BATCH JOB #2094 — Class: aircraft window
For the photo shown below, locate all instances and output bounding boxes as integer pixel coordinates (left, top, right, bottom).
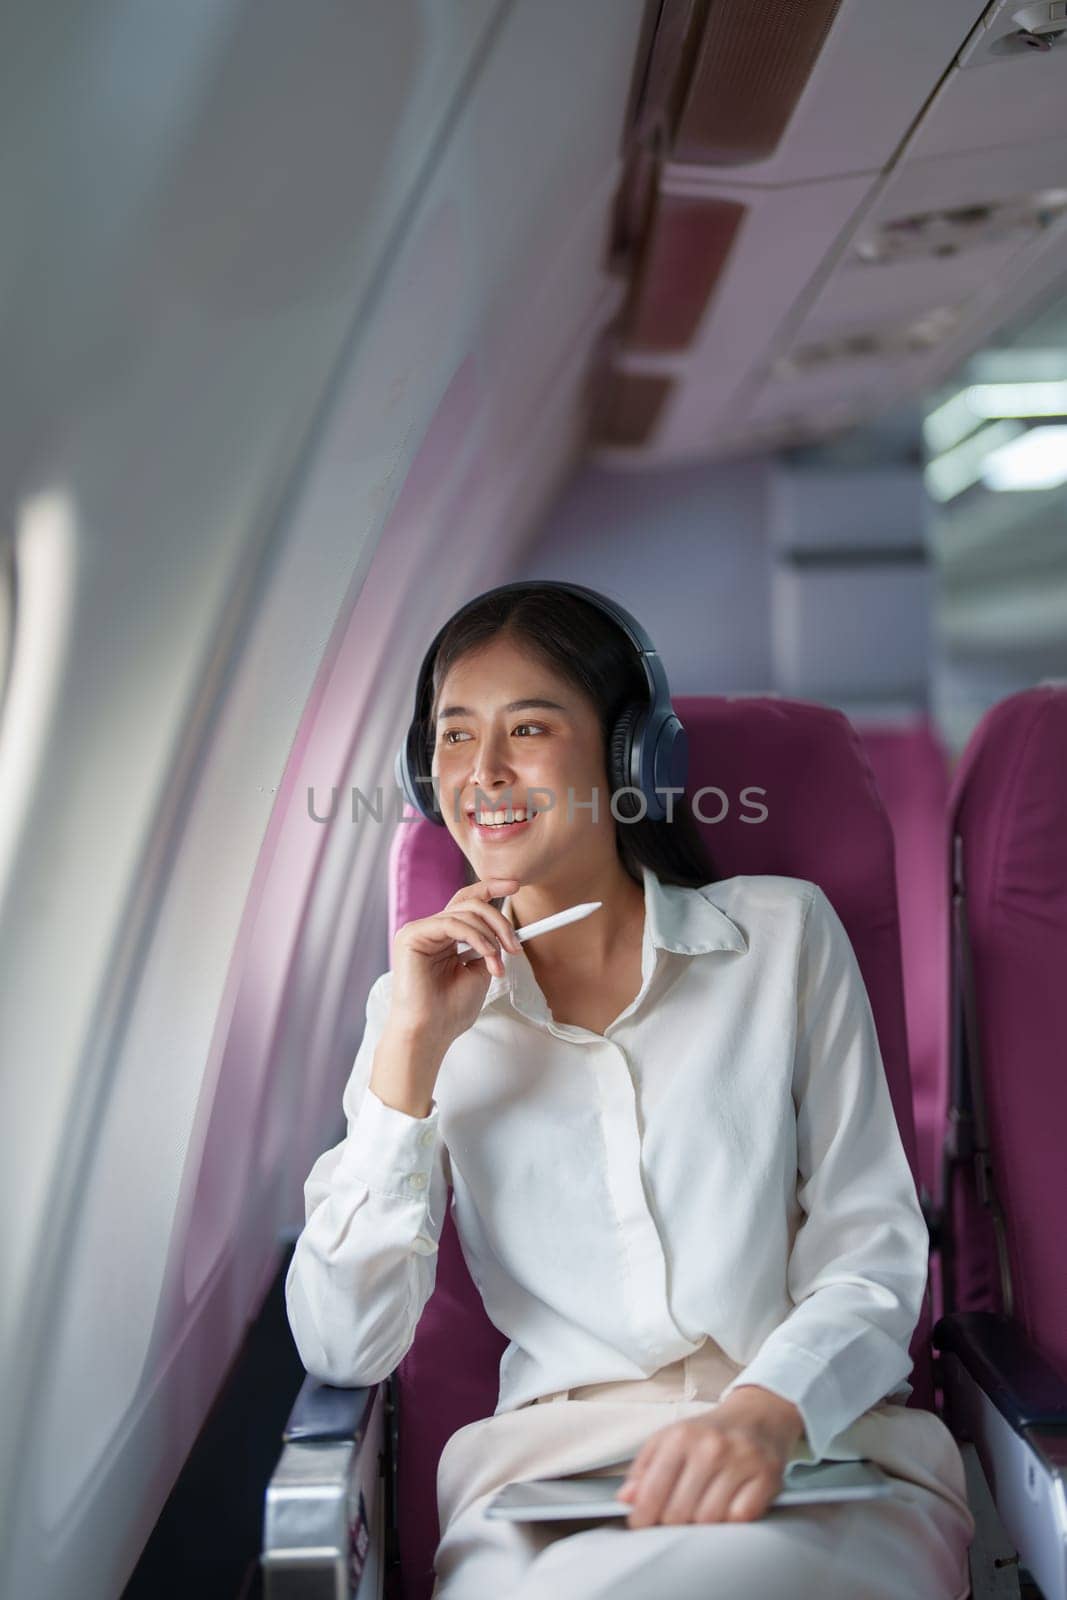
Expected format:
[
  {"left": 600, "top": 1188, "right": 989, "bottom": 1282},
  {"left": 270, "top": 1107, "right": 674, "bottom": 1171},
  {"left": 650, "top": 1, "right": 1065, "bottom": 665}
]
[
  {"left": 0, "top": 494, "right": 78, "bottom": 919},
  {"left": 0, "top": 535, "right": 13, "bottom": 735}
]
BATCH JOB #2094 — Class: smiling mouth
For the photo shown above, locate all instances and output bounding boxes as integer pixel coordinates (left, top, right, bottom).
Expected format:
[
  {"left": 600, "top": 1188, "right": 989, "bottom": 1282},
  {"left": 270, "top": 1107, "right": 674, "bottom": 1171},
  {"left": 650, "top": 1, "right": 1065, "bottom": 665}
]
[{"left": 466, "top": 811, "right": 539, "bottom": 835}]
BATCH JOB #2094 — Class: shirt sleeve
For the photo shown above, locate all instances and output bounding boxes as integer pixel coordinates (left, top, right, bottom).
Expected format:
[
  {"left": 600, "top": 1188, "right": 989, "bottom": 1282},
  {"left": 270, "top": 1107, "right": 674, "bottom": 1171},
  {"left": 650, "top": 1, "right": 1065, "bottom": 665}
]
[
  {"left": 284, "top": 970, "right": 451, "bottom": 1387},
  {"left": 716, "top": 883, "right": 930, "bottom": 1463}
]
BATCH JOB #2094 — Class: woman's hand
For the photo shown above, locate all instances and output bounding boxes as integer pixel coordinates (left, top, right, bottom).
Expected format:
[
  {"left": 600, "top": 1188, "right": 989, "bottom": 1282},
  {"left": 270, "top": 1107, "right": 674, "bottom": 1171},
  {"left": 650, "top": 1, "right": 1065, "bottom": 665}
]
[
  {"left": 617, "top": 1389, "right": 804, "bottom": 1529},
  {"left": 388, "top": 876, "right": 523, "bottom": 1053}
]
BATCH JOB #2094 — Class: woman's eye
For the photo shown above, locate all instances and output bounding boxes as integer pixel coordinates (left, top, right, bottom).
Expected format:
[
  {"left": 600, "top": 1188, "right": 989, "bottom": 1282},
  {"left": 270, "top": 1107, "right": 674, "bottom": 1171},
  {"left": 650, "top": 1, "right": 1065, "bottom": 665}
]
[{"left": 442, "top": 724, "right": 544, "bottom": 746}]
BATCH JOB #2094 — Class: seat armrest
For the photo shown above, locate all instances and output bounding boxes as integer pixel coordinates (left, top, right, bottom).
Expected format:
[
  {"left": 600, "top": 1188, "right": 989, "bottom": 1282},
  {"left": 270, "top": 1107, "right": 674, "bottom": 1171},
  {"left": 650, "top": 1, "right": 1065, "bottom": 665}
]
[
  {"left": 283, "top": 1372, "right": 379, "bottom": 1443},
  {"left": 933, "top": 1311, "right": 1067, "bottom": 1430},
  {"left": 264, "top": 1379, "right": 389, "bottom": 1598}
]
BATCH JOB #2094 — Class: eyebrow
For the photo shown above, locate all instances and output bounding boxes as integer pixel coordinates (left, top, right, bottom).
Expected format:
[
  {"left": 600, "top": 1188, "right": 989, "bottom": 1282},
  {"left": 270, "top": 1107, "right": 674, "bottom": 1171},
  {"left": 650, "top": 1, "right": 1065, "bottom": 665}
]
[{"left": 435, "top": 697, "right": 570, "bottom": 723}]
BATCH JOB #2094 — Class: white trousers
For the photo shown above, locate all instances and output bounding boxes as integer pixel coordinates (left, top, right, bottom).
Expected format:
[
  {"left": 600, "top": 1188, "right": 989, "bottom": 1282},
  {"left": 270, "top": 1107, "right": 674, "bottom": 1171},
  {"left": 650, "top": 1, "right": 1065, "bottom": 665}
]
[{"left": 431, "top": 1337, "right": 976, "bottom": 1600}]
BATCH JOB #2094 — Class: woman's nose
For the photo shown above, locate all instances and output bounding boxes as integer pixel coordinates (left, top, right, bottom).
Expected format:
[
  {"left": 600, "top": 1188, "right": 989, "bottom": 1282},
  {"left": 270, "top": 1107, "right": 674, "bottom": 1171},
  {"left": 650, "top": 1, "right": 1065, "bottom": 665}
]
[
  {"left": 472, "top": 771, "right": 516, "bottom": 796},
  {"left": 471, "top": 743, "right": 517, "bottom": 788},
  {"left": 470, "top": 768, "right": 519, "bottom": 811}
]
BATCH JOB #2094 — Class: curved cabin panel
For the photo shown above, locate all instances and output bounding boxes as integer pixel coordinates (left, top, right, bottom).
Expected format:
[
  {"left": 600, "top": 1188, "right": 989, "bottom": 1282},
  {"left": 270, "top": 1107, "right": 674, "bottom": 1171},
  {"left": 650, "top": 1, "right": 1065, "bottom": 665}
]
[{"left": 1, "top": 1, "right": 1066, "bottom": 1596}]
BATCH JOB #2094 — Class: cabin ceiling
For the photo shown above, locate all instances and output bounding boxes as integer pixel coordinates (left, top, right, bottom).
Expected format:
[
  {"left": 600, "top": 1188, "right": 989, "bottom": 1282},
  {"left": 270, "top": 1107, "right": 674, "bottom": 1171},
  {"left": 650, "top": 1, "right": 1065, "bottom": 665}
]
[{"left": 590, "top": 0, "right": 1067, "bottom": 465}]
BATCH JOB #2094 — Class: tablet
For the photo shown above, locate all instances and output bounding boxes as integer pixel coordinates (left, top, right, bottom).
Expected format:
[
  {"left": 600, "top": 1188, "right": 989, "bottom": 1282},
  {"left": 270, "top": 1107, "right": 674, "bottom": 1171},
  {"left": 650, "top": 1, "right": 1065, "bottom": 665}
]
[{"left": 485, "top": 1458, "right": 895, "bottom": 1521}]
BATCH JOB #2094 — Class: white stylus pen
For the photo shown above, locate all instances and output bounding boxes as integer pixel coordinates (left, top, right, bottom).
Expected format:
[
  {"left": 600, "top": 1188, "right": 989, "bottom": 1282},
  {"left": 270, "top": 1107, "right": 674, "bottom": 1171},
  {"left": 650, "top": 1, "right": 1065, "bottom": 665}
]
[{"left": 456, "top": 900, "right": 602, "bottom": 961}]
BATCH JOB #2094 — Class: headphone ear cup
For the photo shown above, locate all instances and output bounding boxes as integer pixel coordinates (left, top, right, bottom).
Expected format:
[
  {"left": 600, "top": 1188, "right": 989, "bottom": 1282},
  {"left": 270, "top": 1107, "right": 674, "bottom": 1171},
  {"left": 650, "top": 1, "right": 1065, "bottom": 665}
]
[
  {"left": 395, "top": 726, "right": 443, "bottom": 824},
  {"left": 609, "top": 704, "right": 645, "bottom": 822},
  {"left": 420, "top": 724, "right": 443, "bottom": 823},
  {"left": 649, "top": 713, "right": 687, "bottom": 825}
]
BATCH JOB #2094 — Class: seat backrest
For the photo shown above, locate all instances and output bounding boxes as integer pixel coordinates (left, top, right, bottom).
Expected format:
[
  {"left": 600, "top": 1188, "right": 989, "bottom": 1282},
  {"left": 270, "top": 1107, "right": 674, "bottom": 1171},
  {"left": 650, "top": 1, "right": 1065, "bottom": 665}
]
[
  {"left": 387, "top": 693, "right": 934, "bottom": 1600},
  {"left": 943, "top": 685, "right": 1067, "bottom": 1385},
  {"left": 858, "top": 721, "right": 952, "bottom": 1214}
]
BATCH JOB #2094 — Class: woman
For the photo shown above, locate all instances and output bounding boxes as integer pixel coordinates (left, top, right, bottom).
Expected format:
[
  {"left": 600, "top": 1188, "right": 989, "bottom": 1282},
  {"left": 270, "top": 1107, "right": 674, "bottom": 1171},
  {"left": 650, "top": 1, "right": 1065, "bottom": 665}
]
[{"left": 286, "top": 584, "right": 976, "bottom": 1600}]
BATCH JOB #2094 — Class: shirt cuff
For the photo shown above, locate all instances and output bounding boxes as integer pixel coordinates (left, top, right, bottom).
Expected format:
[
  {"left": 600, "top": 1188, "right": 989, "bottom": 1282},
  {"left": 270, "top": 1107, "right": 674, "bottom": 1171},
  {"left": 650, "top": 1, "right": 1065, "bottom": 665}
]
[
  {"left": 717, "top": 1339, "right": 842, "bottom": 1464},
  {"left": 334, "top": 1085, "right": 441, "bottom": 1200}
]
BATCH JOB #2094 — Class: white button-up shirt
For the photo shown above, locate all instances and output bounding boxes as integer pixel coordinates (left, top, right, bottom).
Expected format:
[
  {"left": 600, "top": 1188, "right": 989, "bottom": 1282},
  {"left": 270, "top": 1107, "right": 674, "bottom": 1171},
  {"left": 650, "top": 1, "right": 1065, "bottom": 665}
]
[{"left": 285, "top": 866, "right": 927, "bottom": 1462}]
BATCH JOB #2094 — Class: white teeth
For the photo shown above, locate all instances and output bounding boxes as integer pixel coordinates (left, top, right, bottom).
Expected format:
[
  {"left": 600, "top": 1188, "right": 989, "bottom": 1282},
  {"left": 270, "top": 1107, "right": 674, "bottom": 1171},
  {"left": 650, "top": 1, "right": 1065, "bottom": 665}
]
[{"left": 473, "top": 809, "right": 529, "bottom": 825}]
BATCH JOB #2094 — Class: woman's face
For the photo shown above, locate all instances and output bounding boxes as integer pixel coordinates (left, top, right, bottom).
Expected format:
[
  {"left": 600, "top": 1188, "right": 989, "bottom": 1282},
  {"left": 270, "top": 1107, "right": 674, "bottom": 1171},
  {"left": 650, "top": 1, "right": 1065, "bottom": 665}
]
[{"left": 431, "top": 634, "right": 617, "bottom": 887}]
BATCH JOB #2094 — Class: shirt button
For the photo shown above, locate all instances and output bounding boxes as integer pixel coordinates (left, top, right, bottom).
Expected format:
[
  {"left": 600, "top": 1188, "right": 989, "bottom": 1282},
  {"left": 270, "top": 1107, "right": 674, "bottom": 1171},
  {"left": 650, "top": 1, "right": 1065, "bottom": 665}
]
[
  {"left": 419, "top": 1128, "right": 435, "bottom": 1146},
  {"left": 408, "top": 1172, "right": 428, "bottom": 1189}
]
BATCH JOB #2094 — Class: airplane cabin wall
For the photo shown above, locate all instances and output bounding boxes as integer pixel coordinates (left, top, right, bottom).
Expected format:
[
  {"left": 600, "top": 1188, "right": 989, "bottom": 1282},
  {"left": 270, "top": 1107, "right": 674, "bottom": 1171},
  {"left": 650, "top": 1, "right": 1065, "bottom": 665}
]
[
  {"left": 513, "top": 457, "right": 775, "bottom": 693},
  {"left": 513, "top": 453, "right": 934, "bottom": 722},
  {"left": 0, "top": 3, "right": 650, "bottom": 1597}
]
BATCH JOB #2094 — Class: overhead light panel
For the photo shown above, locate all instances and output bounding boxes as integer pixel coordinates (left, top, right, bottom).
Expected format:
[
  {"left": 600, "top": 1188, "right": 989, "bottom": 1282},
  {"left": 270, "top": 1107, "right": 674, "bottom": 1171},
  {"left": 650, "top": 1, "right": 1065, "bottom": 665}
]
[
  {"left": 923, "top": 389, "right": 987, "bottom": 455},
  {"left": 963, "top": 380, "right": 1067, "bottom": 417},
  {"left": 923, "top": 419, "right": 1026, "bottom": 501},
  {"left": 960, "top": 0, "right": 1067, "bottom": 64},
  {"left": 854, "top": 189, "right": 1067, "bottom": 263},
  {"left": 980, "top": 424, "right": 1067, "bottom": 490},
  {"left": 775, "top": 307, "right": 960, "bottom": 378},
  {"left": 923, "top": 378, "right": 1067, "bottom": 452}
]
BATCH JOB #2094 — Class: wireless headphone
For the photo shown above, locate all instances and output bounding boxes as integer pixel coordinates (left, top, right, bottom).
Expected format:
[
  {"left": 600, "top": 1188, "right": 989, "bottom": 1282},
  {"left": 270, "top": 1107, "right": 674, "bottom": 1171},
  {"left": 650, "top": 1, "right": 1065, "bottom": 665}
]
[{"left": 394, "top": 580, "right": 688, "bottom": 826}]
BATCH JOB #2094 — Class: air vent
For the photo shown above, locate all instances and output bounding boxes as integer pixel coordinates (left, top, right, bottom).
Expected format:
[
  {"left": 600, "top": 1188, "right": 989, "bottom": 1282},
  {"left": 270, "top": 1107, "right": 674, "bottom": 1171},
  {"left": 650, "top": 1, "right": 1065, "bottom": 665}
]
[
  {"left": 672, "top": 0, "right": 845, "bottom": 165},
  {"left": 592, "top": 371, "right": 675, "bottom": 446},
  {"left": 773, "top": 307, "right": 962, "bottom": 377},
  {"left": 619, "top": 194, "right": 746, "bottom": 350},
  {"left": 854, "top": 189, "right": 1067, "bottom": 263}
]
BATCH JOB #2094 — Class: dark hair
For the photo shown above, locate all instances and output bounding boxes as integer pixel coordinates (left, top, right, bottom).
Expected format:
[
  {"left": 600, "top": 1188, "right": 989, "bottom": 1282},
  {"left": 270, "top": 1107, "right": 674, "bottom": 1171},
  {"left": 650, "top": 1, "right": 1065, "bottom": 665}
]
[{"left": 426, "top": 585, "right": 720, "bottom": 892}]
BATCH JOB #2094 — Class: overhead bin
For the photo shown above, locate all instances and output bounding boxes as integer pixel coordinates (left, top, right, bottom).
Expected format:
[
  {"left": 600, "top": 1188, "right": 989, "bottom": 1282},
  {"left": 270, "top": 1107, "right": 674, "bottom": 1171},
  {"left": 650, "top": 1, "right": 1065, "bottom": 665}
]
[{"left": 590, "top": 0, "right": 1067, "bottom": 463}]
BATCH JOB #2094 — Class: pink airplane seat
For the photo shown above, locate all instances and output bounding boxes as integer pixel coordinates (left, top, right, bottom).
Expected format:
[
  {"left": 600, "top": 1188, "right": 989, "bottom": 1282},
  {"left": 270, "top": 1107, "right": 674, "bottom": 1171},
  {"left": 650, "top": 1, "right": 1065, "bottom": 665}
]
[
  {"left": 858, "top": 719, "right": 953, "bottom": 1322},
  {"left": 389, "top": 694, "right": 934, "bottom": 1600},
  {"left": 933, "top": 684, "right": 1067, "bottom": 1600},
  {"left": 266, "top": 694, "right": 950, "bottom": 1600}
]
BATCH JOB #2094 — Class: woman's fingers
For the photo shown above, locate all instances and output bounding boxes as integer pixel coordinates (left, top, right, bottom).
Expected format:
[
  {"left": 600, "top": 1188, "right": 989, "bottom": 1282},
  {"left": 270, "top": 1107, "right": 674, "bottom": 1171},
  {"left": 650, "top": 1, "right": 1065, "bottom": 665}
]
[
  {"left": 446, "top": 895, "right": 522, "bottom": 957},
  {"left": 444, "top": 912, "right": 511, "bottom": 974},
  {"left": 624, "top": 1434, "right": 687, "bottom": 1528},
  {"left": 451, "top": 877, "right": 519, "bottom": 904},
  {"left": 687, "top": 1456, "right": 758, "bottom": 1525},
  {"left": 722, "top": 1475, "right": 775, "bottom": 1523},
  {"left": 460, "top": 902, "right": 521, "bottom": 954},
  {"left": 660, "top": 1436, "right": 739, "bottom": 1525},
  {"left": 425, "top": 912, "right": 503, "bottom": 969},
  {"left": 450, "top": 882, "right": 523, "bottom": 952},
  {"left": 624, "top": 1423, "right": 780, "bottom": 1528}
]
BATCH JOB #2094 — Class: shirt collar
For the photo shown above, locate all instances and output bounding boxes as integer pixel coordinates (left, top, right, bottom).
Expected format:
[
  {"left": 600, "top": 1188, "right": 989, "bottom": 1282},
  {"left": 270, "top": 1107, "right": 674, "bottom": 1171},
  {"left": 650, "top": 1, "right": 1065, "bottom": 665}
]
[{"left": 482, "top": 862, "right": 748, "bottom": 1017}]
